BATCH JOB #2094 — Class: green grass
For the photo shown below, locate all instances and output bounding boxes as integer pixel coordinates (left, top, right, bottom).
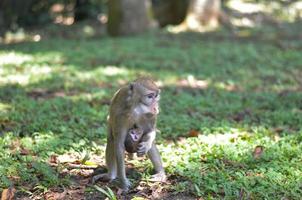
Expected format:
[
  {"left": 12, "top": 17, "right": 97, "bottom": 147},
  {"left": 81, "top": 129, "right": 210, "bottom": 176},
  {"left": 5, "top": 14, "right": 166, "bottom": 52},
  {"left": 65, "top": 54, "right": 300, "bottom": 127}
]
[{"left": 0, "top": 28, "right": 301, "bottom": 199}]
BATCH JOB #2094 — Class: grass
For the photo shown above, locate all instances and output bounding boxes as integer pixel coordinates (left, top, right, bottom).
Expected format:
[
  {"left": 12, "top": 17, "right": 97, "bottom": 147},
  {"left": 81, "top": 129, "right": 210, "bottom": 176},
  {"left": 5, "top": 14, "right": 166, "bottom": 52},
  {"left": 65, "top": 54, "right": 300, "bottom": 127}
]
[{"left": 0, "top": 25, "right": 302, "bottom": 199}]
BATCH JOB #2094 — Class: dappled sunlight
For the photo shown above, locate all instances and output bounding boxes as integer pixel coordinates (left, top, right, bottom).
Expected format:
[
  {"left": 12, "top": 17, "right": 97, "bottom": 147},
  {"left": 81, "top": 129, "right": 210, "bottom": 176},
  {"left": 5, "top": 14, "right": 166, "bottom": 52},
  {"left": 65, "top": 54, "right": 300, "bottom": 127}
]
[
  {"left": 0, "top": 102, "right": 12, "bottom": 113},
  {"left": 167, "top": 24, "right": 219, "bottom": 34},
  {"left": 231, "top": 17, "right": 256, "bottom": 28},
  {"left": 0, "top": 31, "right": 42, "bottom": 44},
  {"left": 0, "top": 51, "right": 67, "bottom": 86},
  {"left": 30, "top": 65, "right": 52, "bottom": 75},
  {"left": 68, "top": 90, "right": 109, "bottom": 103},
  {"left": 159, "top": 75, "right": 240, "bottom": 92},
  {"left": 0, "top": 51, "right": 64, "bottom": 67},
  {"left": 0, "top": 51, "right": 65, "bottom": 68},
  {"left": 176, "top": 75, "right": 209, "bottom": 89},
  {"left": 228, "top": 0, "right": 265, "bottom": 14},
  {"left": 21, "top": 130, "right": 106, "bottom": 157},
  {"left": 64, "top": 65, "right": 133, "bottom": 85},
  {"left": 159, "top": 67, "right": 301, "bottom": 93},
  {"left": 290, "top": 2, "right": 302, "bottom": 18},
  {"left": 228, "top": 0, "right": 302, "bottom": 22},
  {"left": 214, "top": 81, "right": 240, "bottom": 92},
  {"left": 0, "top": 65, "right": 53, "bottom": 86},
  {"left": 0, "top": 74, "right": 31, "bottom": 85},
  {"left": 102, "top": 66, "right": 129, "bottom": 76},
  {"left": 159, "top": 126, "right": 302, "bottom": 198},
  {"left": 157, "top": 74, "right": 209, "bottom": 89},
  {"left": 0, "top": 52, "right": 33, "bottom": 65},
  {"left": 198, "top": 129, "right": 248, "bottom": 145},
  {"left": 0, "top": 22, "right": 301, "bottom": 198}
]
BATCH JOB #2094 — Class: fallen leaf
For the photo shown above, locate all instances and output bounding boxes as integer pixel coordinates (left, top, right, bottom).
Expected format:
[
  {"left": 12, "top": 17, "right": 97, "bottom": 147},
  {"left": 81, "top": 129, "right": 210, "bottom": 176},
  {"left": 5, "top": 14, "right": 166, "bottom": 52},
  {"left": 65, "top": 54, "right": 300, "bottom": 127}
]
[
  {"left": 83, "top": 161, "right": 98, "bottom": 167},
  {"left": 8, "top": 176, "right": 20, "bottom": 182},
  {"left": 273, "top": 127, "right": 285, "bottom": 134},
  {"left": 44, "top": 188, "right": 67, "bottom": 200},
  {"left": 9, "top": 139, "right": 21, "bottom": 151},
  {"left": 188, "top": 130, "right": 200, "bottom": 137},
  {"left": 49, "top": 155, "right": 58, "bottom": 164},
  {"left": 1, "top": 187, "right": 16, "bottom": 200},
  {"left": 200, "top": 154, "right": 207, "bottom": 162},
  {"left": 20, "top": 146, "right": 31, "bottom": 155},
  {"left": 151, "top": 185, "right": 164, "bottom": 199},
  {"left": 253, "top": 145, "right": 264, "bottom": 159}
]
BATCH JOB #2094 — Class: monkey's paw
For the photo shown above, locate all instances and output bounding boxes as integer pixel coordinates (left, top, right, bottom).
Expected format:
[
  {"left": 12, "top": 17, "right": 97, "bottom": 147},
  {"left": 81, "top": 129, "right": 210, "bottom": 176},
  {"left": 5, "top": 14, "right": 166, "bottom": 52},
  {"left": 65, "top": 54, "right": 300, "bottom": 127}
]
[
  {"left": 137, "top": 141, "right": 152, "bottom": 157},
  {"left": 91, "top": 173, "right": 113, "bottom": 184},
  {"left": 112, "top": 178, "right": 132, "bottom": 192},
  {"left": 149, "top": 171, "right": 167, "bottom": 182}
]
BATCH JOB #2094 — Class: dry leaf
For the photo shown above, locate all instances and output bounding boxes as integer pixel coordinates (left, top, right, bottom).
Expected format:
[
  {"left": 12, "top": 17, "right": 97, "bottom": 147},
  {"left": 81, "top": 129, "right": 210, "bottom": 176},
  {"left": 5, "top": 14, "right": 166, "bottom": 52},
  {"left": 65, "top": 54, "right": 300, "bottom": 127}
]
[
  {"left": 151, "top": 185, "right": 164, "bottom": 199},
  {"left": 49, "top": 155, "right": 58, "bottom": 164},
  {"left": 44, "top": 189, "right": 67, "bottom": 200},
  {"left": 1, "top": 187, "right": 16, "bottom": 200},
  {"left": 188, "top": 130, "right": 200, "bottom": 137},
  {"left": 273, "top": 127, "right": 285, "bottom": 134},
  {"left": 253, "top": 145, "right": 264, "bottom": 159},
  {"left": 20, "top": 146, "right": 31, "bottom": 155}
]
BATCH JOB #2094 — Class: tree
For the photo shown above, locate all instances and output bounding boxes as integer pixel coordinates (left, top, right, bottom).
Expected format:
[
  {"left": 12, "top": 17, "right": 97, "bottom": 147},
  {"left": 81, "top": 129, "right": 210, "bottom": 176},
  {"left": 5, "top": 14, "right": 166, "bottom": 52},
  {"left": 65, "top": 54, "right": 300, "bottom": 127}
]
[
  {"left": 184, "top": 0, "right": 222, "bottom": 31},
  {"left": 152, "top": 0, "right": 189, "bottom": 27},
  {"left": 74, "top": 0, "right": 91, "bottom": 22},
  {"left": 107, "top": 0, "right": 153, "bottom": 36}
]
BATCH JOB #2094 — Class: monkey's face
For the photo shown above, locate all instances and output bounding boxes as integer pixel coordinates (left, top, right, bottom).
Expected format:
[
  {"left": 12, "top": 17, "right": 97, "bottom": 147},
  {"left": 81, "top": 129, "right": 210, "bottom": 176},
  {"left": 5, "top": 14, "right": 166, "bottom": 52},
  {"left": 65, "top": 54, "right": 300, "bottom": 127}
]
[
  {"left": 140, "top": 89, "right": 160, "bottom": 115},
  {"left": 130, "top": 78, "right": 160, "bottom": 115}
]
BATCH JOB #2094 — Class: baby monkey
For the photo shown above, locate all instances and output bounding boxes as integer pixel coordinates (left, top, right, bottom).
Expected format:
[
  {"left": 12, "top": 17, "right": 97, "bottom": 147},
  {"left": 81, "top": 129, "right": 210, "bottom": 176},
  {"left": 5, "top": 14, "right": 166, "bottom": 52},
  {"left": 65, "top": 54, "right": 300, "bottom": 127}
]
[
  {"left": 124, "top": 126, "right": 154, "bottom": 156},
  {"left": 125, "top": 127, "right": 144, "bottom": 154}
]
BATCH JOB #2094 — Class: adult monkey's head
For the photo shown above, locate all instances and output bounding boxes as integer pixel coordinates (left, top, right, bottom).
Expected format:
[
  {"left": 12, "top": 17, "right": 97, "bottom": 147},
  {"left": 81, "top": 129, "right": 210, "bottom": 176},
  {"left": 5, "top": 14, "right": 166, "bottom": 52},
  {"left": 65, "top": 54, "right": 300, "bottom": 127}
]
[{"left": 129, "top": 77, "right": 160, "bottom": 115}]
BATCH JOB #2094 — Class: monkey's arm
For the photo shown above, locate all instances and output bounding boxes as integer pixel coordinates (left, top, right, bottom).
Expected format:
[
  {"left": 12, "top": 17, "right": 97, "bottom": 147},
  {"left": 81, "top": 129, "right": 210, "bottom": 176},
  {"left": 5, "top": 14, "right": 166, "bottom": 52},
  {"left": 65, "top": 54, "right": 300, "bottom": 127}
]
[{"left": 137, "top": 130, "right": 156, "bottom": 157}]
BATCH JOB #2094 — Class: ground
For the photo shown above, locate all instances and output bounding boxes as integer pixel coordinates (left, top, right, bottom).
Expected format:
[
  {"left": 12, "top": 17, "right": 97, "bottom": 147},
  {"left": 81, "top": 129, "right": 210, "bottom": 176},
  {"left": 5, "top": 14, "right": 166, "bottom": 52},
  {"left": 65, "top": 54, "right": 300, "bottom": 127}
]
[{"left": 0, "top": 5, "right": 302, "bottom": 199}]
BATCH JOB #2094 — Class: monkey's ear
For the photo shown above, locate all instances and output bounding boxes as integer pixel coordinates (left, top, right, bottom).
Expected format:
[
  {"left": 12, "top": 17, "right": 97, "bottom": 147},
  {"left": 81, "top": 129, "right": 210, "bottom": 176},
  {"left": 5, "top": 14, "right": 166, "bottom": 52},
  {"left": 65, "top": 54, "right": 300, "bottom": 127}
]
[{"left": 128, "top": 83, "right": 135, "bottom": 99}]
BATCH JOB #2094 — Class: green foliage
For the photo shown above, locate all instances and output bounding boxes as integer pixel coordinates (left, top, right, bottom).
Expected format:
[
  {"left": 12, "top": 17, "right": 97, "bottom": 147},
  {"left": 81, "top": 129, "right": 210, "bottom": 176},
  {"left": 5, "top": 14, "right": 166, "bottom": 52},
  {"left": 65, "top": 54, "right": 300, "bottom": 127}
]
[
  {"left": 0, "top": 0, "right": 105, "bottom": 32},
  {"left": 94, "top": 186, "right": 117, "bottom": 200},
  {"left": 0, "top": 27, "right": 301, "bottom": 199}
]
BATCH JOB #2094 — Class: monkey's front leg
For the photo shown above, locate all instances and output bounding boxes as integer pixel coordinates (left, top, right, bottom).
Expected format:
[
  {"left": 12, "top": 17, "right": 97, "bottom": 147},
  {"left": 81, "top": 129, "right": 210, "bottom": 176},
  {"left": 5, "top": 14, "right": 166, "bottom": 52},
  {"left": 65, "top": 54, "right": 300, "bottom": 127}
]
[
  {"left": 137, "top": 130, "right": 156, "bottom": 157},
  {"left": 113, "top": 129, "right": 132, "bottom": 191}
]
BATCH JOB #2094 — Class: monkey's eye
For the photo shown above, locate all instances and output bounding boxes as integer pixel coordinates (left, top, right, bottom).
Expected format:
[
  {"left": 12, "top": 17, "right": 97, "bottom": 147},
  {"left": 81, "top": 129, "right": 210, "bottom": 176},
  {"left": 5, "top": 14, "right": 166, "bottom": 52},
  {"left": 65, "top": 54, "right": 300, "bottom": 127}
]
[{"left": 147, "top": 93, "right": 154, "bottom": 99}]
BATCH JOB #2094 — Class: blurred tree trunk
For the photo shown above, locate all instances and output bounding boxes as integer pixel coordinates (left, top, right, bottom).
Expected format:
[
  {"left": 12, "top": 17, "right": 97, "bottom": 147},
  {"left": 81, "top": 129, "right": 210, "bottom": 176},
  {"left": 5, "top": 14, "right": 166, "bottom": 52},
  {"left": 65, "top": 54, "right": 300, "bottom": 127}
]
[
  {"left": 74, "top": 0, "right": 90, "bottom": 22},
  {"left": 0, "top": 0, "right": 32, "bottom": 35},
  {"left": 107, "top": 0, "right": 152, "bottom": 36},
  {"left": 183, "top": 0, "right": 222, "bottom": 31},
  {"left": 152, "top": 0, "right": 189, "bottom": 27},
  {"left": 0, "top": 2, "right": 5, "bottom": 37}
]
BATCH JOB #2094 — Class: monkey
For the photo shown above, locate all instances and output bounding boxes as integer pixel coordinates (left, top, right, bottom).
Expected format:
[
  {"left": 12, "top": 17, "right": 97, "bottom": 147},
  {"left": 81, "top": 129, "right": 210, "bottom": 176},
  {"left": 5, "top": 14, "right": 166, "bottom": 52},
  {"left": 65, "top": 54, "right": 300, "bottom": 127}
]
[
  {"left": 92, "top": 77, "right": 166, "bottom": 191},
  {"left": 125, "top": 126, "right": 144, "bottom": 153}
]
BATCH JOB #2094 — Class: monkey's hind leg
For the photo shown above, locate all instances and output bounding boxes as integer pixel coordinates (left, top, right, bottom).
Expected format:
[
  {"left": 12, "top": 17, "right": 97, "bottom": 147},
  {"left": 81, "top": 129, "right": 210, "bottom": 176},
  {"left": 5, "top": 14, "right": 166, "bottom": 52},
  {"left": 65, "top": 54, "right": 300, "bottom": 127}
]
[
  {"left": 147, "top": 143, "right": 167, "bottom": 182},
  {"left": 92, "top": 131, "right": 117, "bottom": 184}
]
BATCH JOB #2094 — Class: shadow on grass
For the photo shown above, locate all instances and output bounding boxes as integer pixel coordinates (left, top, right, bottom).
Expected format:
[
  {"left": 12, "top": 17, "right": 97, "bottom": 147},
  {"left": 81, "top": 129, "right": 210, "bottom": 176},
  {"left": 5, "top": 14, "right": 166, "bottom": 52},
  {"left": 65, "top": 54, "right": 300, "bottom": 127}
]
[{"left": 0, "top": 24, "right": 302, "bottom": 198}]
